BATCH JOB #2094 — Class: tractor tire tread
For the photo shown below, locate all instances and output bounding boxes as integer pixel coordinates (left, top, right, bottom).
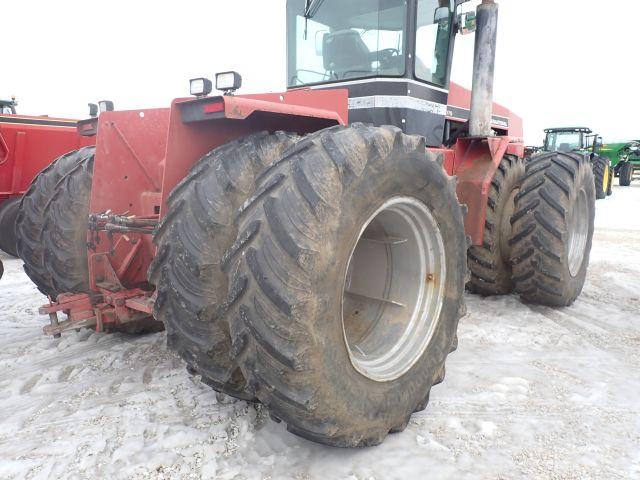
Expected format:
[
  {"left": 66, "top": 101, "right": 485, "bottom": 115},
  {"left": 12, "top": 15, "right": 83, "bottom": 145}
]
[
  {"left": 619, "top": 161, "right": 632, "bottom": 186},
  {"left": 16, "top": 146, "right": 95, "bottom": 296},
  {"left": 42, "top": 156, "right": 94, "bottom": 297},
  {"left": 467, "top": 154, "right": 525, "bottom": 295},
  {"left": 591, "top": 155, "right": 608, "bottom": 200},
  {"left": 510, "top": 152, "right": 595, "bottom": 306},
  {"left": 224, "top": 124, "right": 467, "bottom": 447},
  {"left": 0, "top": 197, "right": 22, "bottom": 257},
  {"left": 149, "top": 131, "right": 298, "bottom": 402}
]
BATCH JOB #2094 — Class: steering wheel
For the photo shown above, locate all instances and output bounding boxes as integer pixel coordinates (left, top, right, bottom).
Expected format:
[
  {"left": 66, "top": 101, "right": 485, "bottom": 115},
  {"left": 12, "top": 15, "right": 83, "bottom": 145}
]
[
  {"left": 378, "top": 48, "right": 399, "bottom": 61},
  {"left": 372, "top": 48, "right": 402, "bottom": 70}
]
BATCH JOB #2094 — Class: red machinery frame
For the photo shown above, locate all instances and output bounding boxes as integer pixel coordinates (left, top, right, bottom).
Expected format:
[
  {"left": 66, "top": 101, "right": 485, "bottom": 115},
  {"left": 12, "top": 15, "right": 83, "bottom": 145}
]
[
  {"left": 40, "top": 85, "right": 525, "bottom": 335},
  {"left": 0, "top": 114, "right": 94, "bottom": 204}
]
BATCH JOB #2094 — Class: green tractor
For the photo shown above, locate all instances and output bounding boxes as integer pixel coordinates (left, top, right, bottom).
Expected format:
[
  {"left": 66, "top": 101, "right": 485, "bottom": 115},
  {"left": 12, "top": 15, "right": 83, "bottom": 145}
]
[
  {"left": 599, "top": 140, "right": 640, "bottom": 186},
  {"left": 542, "top": 127, "right": 612, "bottom": 199}
]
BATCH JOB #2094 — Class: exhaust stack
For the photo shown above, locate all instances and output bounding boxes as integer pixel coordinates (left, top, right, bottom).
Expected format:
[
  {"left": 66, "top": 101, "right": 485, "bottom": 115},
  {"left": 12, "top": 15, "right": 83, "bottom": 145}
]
[{"left": 469, "top": 0, "right": 499, "bottom": 137}]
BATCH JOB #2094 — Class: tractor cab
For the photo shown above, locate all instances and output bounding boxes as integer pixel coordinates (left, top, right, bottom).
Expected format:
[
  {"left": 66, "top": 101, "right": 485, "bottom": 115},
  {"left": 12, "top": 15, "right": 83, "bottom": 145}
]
[
  {"left": 0, "top": 98, "right": 17, "bottom": 115},
  {"left": 286, "top": 0, "right": 475, "bottom": 146},
  {"left": 543, "top": 127, "right": 602, "bottom": 155}
]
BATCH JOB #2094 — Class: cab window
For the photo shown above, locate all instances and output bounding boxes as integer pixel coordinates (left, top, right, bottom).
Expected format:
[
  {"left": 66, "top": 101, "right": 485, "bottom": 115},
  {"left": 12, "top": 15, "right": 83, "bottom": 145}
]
[
  {"left": 287, "top": 0, "right": 408, "bottom": 86},
  {"left": 415, "top": 0, "right": 453, "bottom": 87}
]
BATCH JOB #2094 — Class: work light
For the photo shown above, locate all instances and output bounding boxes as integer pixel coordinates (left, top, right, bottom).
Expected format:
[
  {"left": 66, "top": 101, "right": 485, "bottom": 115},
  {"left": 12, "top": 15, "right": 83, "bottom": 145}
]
[
  {"left": 98, "top": 100, "right": 114, "bottom": 113},
  {"left": 190, "top": 77, "right": 213, "bottom": 97},
  {"left": 215, "top": 71, "right": 242, "bottom": 94}
]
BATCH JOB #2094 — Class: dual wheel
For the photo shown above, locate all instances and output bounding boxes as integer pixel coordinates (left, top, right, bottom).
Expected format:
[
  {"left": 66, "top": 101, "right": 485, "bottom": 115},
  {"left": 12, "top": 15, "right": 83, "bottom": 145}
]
[
  {"left": 149, "top": 125, "right": 468, "bottom": 447},
  {"left": 16, "top": 147, "right": 96, "bottom": 298},
  {"left": 467, "top": 151, "right": 596, "bottom": 306}
]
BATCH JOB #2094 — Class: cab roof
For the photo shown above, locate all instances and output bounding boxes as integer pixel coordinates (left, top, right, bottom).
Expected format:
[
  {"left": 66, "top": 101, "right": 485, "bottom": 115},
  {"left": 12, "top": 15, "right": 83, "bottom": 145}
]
[{"left": 544, "top": 127, "right": 592, "bottom": 134}]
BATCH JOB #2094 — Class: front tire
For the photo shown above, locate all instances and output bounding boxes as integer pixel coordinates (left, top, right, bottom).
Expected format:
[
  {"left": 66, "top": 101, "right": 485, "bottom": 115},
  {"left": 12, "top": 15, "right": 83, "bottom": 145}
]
[
  {"left": 510, "top": 152, "right": 595, "bottom": 306},
  {"left": 224, "top": 125, "right": 467, "bottom": 447},
  {"left": 467, "top": 155, "right": 525, "bottom": 295}
]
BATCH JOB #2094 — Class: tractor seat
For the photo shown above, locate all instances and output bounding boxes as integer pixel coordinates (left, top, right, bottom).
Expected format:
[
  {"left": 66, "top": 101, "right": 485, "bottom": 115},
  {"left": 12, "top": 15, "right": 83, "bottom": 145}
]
[
  {"left": 558, "top": 143, "right": 573, "bottom": 152},
  {"left": 323, "top": 30, "right": 372, "bottom": 80}
]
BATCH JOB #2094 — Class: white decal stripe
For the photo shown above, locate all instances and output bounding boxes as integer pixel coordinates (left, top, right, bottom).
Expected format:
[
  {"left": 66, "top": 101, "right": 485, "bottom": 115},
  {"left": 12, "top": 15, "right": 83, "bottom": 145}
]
[
  {"left": 348, "top": 95, "right": 448, "bottom": 116},
  {"left": 309, "top": 77, "right": 449, "bottom": 94}
]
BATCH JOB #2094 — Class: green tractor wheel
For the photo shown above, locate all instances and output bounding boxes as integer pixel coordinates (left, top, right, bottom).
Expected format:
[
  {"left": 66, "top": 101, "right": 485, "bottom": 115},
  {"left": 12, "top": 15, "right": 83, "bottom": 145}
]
[
  {"left": 619, "top": 161, "right": 633, "bottom": 186},
  {"left": 591, "top": 155, "right": 610, "bottom": 199}
]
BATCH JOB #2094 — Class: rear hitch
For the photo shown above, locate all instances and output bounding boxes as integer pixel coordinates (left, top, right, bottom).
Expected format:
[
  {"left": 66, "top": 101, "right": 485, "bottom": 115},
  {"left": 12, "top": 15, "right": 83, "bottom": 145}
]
[
  {"left": 39, "top": 290, "right": 156, "bottom": 337},
  {"left": 39, "top": 253, "right": 159, "bottom": 337}
]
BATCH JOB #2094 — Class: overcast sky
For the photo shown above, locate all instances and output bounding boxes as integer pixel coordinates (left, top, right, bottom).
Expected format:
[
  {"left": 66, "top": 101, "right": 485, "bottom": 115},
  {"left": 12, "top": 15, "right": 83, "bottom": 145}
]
[{"left": 3, "top": 0, "right": 639, "bottom": 144}]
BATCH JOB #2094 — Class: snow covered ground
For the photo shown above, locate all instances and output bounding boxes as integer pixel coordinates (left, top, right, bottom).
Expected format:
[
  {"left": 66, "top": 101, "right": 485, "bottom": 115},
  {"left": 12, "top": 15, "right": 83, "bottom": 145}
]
[{"left": 1, "top": 182, "right": 639, "bottom": 480}]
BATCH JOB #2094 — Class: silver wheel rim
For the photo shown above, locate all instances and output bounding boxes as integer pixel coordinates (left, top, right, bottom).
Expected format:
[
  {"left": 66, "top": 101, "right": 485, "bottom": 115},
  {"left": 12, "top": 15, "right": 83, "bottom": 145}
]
[
  {"left": 568, "top": 188, "right": 588, "bottom": 277},
  {"left": 341, "top": 196, "right": 446, "bottom": 382}
]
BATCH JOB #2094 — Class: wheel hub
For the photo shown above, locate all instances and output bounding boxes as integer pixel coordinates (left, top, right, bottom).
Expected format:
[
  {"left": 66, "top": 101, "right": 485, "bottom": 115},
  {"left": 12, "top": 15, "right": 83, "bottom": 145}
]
[
  {"left": 341, "top": 197, "right": 446, "bottom": 382},
  {"left": 568, "top": 188, "right": 589, "bottom": 277}
]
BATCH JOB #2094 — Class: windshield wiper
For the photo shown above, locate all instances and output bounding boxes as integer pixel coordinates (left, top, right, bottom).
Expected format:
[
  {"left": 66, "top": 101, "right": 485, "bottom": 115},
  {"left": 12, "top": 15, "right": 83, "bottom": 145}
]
[{"left": 305, "top": 0, "right": 325, "bottom": 18}]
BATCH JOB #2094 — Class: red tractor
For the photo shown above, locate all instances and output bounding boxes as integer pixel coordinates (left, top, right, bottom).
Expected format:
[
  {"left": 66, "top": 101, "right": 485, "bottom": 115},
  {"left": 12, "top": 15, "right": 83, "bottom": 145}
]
[
  {"left": 0, "top": 97, "right": 95, "bottom": 266},
  {"left": 17, "top": 0, "right": 595, "bottom": 447}
]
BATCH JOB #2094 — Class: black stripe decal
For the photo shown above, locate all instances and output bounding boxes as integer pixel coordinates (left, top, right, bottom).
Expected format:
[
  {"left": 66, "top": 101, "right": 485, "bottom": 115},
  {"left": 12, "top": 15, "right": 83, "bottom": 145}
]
[
  {"left": 317, "top": 80, "right": 449, "bottom": 105},
  {"left": 0, "top": 116, "right": 78, "bottom": 127}
]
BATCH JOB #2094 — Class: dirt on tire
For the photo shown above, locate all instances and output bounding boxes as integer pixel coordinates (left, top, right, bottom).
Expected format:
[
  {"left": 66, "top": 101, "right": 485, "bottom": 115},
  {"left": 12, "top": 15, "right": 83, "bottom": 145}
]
[
  {"left": 223, "top": 124, "right": 467, "bottom": 447},
  {"left": 42, "top": 155, "right": 95, "bottom": 297},
  {"left": 510, "top": 151, "right": 595, "bottom": 306},
  {"left": 16, "top": 147, "right": 95, "bottom": 296},
  {"left": 149, "top": 131, "right": 298, "bottom": 401},
  {"left": 467, "top": 155, "right": 525, "bottom": 296}
]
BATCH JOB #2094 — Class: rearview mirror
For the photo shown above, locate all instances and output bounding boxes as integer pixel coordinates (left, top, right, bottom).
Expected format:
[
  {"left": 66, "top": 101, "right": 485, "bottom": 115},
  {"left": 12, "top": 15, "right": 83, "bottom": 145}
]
[
  {"left": 457, "top": 11, "right": 476, "bottom": 35},
  {"left": 434, "top": 6, "right": 450, "bottom": 23}
]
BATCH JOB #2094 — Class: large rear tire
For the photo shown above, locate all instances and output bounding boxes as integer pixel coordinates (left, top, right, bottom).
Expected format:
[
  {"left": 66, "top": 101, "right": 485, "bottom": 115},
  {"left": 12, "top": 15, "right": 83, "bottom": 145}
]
[
  {"left": 0, "top": 197, "right": 21, "bottom": 257},
  {"left": 606, "top": 166, "right": 613, "bottom": 196},
  {"left": 619, "top": 161, "right": 632, "bottom": 186},
  {"left": 510, "top": 151, "right": 595, "bottom": 306},
  {"left": 149, "top": 131, "right": 298, "bottom": 401},
  {"left": 467, "top": 155, "right": 525, "bottom": 295},
  {"left": 16, "top": 147, "right": 95, "bottom": 296},
  {"left": 224, "top": 124, "right": 467, "bottom": 447}
]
